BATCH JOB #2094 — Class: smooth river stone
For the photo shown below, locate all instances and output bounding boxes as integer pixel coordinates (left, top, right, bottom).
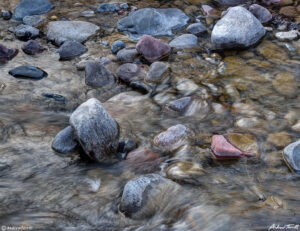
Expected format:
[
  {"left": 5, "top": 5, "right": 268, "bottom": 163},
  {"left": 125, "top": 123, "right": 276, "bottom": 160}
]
[
  {"left": 226, "top": 133, "right": 259, "bottom": 157},
  {"left": 153, "top": 124, "right": 188, "bottom": 153},
  {"left": 116, "top": 63, "right": 140, "bottom": 83},
  {"left": 14, "top": 24, "right": 40, "bottom": 41},
  {"left": 13, "top": 0, "right": 53, "bottom": 21},
  {"left": 136, "top": 35, "right": 171, "bottom": 63},
  {"left": 169, "top": 34, "right": 199, "bottom": 49},
  {"left": 85, "top": 62, "right": 115, "bottom": 88},
  {"left": 0, "top": 44, "right": 18, "bottom": 63},
  {"left": 69, "top": 98, "right": 119, "bottom": 162},
  {"left": 283, "top": 140, "right": 300, "bottom": 173},
  {"left": 22, "top": 40, "right": 45, "bottom": 55},
  {"left": 9, "top": 66, "right": 47, "bottom": 80},
  {"left": 211, "top": 6, "right": 265, "bottom": 49},
  {"left": 58, "top": 41, "right": 87, "bottom": 60},
  {"left": 126, "top": 147, "right": 160, "bottom": 163},
  {"left": 145, "top": 62, "right": 169, "bottom": 83},
  {"left": 52, "top": 126, "right": 78, "bottom": 154},
  {"left": 249, "top": 4, "right": 272, "bottom": 23}
]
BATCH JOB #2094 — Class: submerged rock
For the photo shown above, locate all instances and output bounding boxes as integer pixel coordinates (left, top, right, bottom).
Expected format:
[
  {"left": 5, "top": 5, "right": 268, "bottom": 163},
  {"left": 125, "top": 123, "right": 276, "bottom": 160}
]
[
  {"left": 283, "top": 140, "right": 300, "bottom": 173},
  {"left": 15, "top": 24, "right": 40, "bottom": 41},
  {"left": 126, "top": 147, "right": 160, "bottom": 163},
  {"left": 117, "top": 8, "right": 189, "bottom": 40},
  {"left": 22, "top": 40, "right": 45, "bottom": 55},
  {"left": 47, "top": 21, "right": 99, "bottom": 46},
  {"left": 52, "top": 126, "right": 78, "bottom": 154},
  {"left": 116, "top": 63, "right": 141, "bottom": 83},
  {"left": 58, "top": 41, "right": 87, "bottom": 60},
  {"left": 145, "top": 62, "right": 169, "bottom": 83},
  {"left": 153, "top": 124, "right": 189, "bottom": 153},
  {"left": 0, "top": 44, "right": 18, "bottom": 63},
  {"left": 169, "top": 34, "right": 198, "bottom": 49},
  {"left": 13, "top": 0, "right": 53, "bottom": 21},
  {"left": 186, "top": 23, "right": 207, "bottom": 36},
  {"left": 85, "top": 62, "right": 115, "bottom": 88},
  {"left": 69, "top": 98, "right": 119, "bottom": 162},
  {"left": 167, "top": 97, "right": 192, "bottom": 113},
  {"left": 136, "top": 35, "right": 171, "bottom": 63},
  {"left": 211, "top": 6, "right": 265, "bottom": 49},
  {"left": 215, "top": 0, "right": 247, "bottom": 6},
  {"left": 249, "top": 4, "right": 272, "bottom": 23},
  {"left": 9, "top": 66, "right": 47, "bottom": 80},
  {"left": 117, "top": 47, "right": 138, "bottom": 63}
]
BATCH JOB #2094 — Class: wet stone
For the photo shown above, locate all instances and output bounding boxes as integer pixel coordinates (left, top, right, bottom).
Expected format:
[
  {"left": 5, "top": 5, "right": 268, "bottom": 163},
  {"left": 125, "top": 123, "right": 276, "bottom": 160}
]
[
  {"left": 136, "top": 35, "right": 171, "bottom": 63},
  {"left": 9, "top": 66, "right": 47, "bottom": 80},
  {"left": 13, "top": 0, "right": 53, "bottom": 21},
  {"left": 23, "top": 15, "right": 45, "bottom": 27},
  {"left": 117, "top": 138, "right": 137, "bottom": 159},
  {"left": 169, "top": 34, "right": 199, "bottom": 49},
  {"left": 85, "top": 62, "right": 115, "bottom": 88},
  {"left": 116, "top": 63, "right": 140, "bottom": 83},
  {"left": 249, "top": 4, "right": 272, "bottom": 23},
  {"left": 272, "top": 72, "right": 297, "bottom": 96},
  {"left": 116, "top": 47, "right": 138, "bottom": 63},
  {"left": 69, "top": 98, "right": 119, "bottom": 162},
  {"left": 0, "top": 44, "right": 18, "bottom": 63},
  {"left": 97, "top": 3, "right": 120, "bottom": 13},
  {"left": 275, "top": 30, "right": 299, "bottom": 41},
  {"left": 267, "top": 132, "right": 291, "bottom": 148},
  {"left": 111, "top": 40, "right": 126, "bottom": 54},
  {"left": 1, "top": 10, "right": 12, "bottom": 20},
  {"left": 167, "top": 97, "right": 192, "bottom": 113},
  {"left": 215, "top": 0, "right": 247, "bottom": 6},
  {"left": 42, "top": 93, "right": 66, "bottom": 102},
  {"left": 153, "top": 124, "right": 189, "bottom": 153},
  {"left": 52, "top": 126, "right": 78, "bottom": 154},
  {"left": 58, "top": 41, "right": 87, "bottom": 60},
  {"left": 22, "top": 40, "right": 45, "bottom": 55},
  {"left": 283, "top": 140, "right": 300, "bottom": 173},
  {"left": 145, "top": 62, "right": 169, "bottom": 83},
  {"left": 126, "top": 147, "right": 159, "bottom": 163},
  {"left": 186, "top": 23, "right": 207, "bottom": 36},
  {"left": 15, "top": 24, "right": 40, "bottom": 41},
  {"left": 226, "top": 133, "right": 259, "bottom": 157}
]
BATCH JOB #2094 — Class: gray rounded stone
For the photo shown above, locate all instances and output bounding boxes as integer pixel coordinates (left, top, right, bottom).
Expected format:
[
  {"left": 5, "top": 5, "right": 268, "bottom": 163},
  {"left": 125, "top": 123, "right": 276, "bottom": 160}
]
[
  {"left": 169, "top": 34, "right": 199, "bottom": 49},
  {"left": 58, "top": 41, "right": 87, "bottom": 60},
  {"left": 283, "top": 140, "right": 300, "bottom": 173},
  {"left": 52, "top": 126, "right": 78, "bottom": 154},
  {"left": 116, "top": 47, "right": 138, "bottom": 63},
  {"left": 186, "top": 23, "right": 207, "bottom": 36},
  {"left": 146, "top": 62, "right": 169, "bottom": 83},
  {"left": 85, "top": 62, "right": 115, "bottom": 88},
  {"left": 15, "top": 24, "right": 40, "bottom": 41}
]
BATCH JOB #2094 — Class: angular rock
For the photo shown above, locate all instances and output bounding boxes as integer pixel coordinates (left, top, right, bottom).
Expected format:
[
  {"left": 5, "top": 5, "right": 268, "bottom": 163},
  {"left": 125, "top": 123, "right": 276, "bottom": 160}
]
[
  {"left": 97, "top": 3, "right": 120, "bottom": 13},
  {"left": 211, "top": 6, "right": 266, "bottom": 49},
  {"left": 69, "top": 98, "right": 119, "bottom": 162},
  {"left": 116, "top": 47, "right": 138, "bottom": 63},
  {"left": 283, "top": 140, "right": 300, "bottom": 173},
  {"left": 117, "top": 8, "right": 189, "bottom": 40},
  {"left": 13, "top": 0, "right": 53, "bottom": 21},
  {"left": 9, "top": 66, "right": 47, "bottom": 80},
  {"left": 15, "top": 24, "right": 40, "bottom": 41},
  {"left": 153, "top": 124, "right": 188, "bottom": 153},
  {"left": 0, "top": 44, "right": 18, "bottom": 63},
  {"left": 167, "top": 97, "right": 192, "bottom": 113},
  {"left": 169, "top": 34, "right": 198, "bottom": 49},
  {"left": 116, "top": 63, "right": 140, "bottom": 83},
  {"left": 136, "top": 35, "right": 171, "bottom": 63},
  {"left": 58, "top": 41, "right": 87, "bottom": 60},
  {"left": 145, "top": 62, "right": 169, "bottom": 83},
  {"left": 85, "top": 62, "right": 115, "bottom": 88},
  {"left": 249, "top": 4, "right": 272, "bottom": 23},
  {"left": 186, "top": 23, "right": 207, "bottom": 36},
  {"left": 111, "top": 40, "right": 126, "bottom": 54},
  {"left": 22, "top": 40, "right": 45, "bottom": 55},
  {"left": 47, "top": 21, "right": 99, "bottom": 46},
  {"left": 52, "top": 126, "right": 78, "bottom": 154},
  {"left": 23, "top": 15, "right": 45, "bottom": 26}
]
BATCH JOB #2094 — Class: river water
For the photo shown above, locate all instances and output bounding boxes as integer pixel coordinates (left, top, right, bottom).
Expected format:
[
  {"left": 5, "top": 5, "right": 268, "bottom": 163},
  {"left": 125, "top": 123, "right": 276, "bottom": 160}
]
[{"left": 0, "top": 0, "right": 299, "bottom": 230}]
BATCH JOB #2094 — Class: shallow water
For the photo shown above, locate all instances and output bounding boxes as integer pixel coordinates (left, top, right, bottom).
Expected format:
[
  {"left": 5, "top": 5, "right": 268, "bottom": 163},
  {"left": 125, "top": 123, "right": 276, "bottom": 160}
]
[{"left": 0, "top": 0, "right": 300, "bottom": 230}]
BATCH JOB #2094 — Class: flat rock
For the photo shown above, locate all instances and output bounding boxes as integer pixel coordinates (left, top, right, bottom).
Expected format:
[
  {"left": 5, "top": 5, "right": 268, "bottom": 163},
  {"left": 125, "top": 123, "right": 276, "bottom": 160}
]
[
  {"left": 214, "top": 0, "right": 247, "bottom": 6},
  {"left": 211, "top": 6, "right": 266, "bottom": 49},
  {"left": 153, "top": 124, "right": 188, "bottom": 153},
  {"left": 186, "top": 23, "right": 207, "bottom": 36},
  {"left": 283, "top": 140, "right": 300, "bottom": 173},
  {"left": 275, "top": 30, "right": 299, "bottom": 41},
  {"left": 136, "top": 35, "right": 171, "bottom": 63},
  {"left": 249, "top": 4, "right": 272, "bottom": 23},
  {"left": 15, "top": 24, "right": 40, "bottom": 41},
  {"left": 47, "top": 21, "right": 99, "bottom": 46},
  {"left": 13, "top": 0, "right": 53, "bottom": 21},
  {"left": 146, "top": 62, "right": 169, "bottom": 83},
  {"left": 9, "top": 66, "right": 47, "bottom": 80},
  {"left": 69, "top": 98, "right": 119, "bottom": 162},
  {"left": 0, "top": 44, "right": 18, "bottom": 63},
  {"left": 22, "top": 40, "right": 45, "bottom": 55},
  {"left": 97, "top": 3, "right": 120, "bottom": 13},
  {"left": 23, "top": 15, "right": 45, "bottom": 26},
  {"left": 117, "top": 8, "right": 189, "bottom": 40},
  {"left": 169, "top": 34, "right": 198, "bottom": 49},
  {"left": 85, "top": 62, "right": 115, "bottom": 88},
  {"left": 58, "top": 41, "right": 87, "bottom": 60},
  {"left": 116, "top": 47, "right": 138, "bottom": 63},
  {"left": 52, "top": 126, "right": 78, "bottom": 154}
]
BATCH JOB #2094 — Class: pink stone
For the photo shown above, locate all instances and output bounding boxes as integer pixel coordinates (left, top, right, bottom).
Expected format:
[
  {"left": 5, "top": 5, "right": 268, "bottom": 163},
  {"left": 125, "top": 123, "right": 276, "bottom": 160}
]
[
  {"left": 136, "top": 35, "right": 171, "bottom": 63},
  {"left": 126, "top": 147, "right": 160, "bottom": 163},
  {"left": 211, "top": 135, "right": 244, "bottom": 159}
]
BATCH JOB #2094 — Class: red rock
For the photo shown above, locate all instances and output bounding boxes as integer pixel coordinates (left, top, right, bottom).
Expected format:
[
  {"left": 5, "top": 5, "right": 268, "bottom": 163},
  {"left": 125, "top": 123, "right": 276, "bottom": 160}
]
[
  {"left": 211, "top": 135, "right": 250, "bottom": 159},
  {"left": 0, "top": 44, "right": 18, "bottom": 63},
  {"left": 126, "top": 147, "right": 160, "bottom": 163},
  {"left": 136, "top": 35, "right": 171, "bottom": 63}
]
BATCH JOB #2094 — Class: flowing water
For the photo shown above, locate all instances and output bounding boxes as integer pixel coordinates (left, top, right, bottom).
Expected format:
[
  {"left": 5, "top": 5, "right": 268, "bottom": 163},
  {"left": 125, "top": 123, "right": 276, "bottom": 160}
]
[{"left": 0, "top": 0, "right": 299, "bottom": 230}]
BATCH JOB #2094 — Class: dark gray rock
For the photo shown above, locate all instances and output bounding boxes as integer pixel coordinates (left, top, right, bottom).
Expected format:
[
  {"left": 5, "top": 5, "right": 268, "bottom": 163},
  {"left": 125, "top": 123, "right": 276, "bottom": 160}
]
[
  {"left": 58, "top": 41, "right": 87, "bottom": 60},
  {"left": 52, "top": 126, "right": 78, "bottom": 154},
  {"left": 69, "top": 98, "right": 119, "bottom": 162},
  {"left": 120, "top": 3, "right": 129, "bottom": 10},
  {"left": 9, "top": 66, "right": 47, "bottom": 80},
  {"left": 15, "top": 24, "right": 40, "bottom": 41},
  {"left": 146, "top": 62, "right": 168, "bottom": 83},
  {"left": 85, "top": 62, "right": 115, "bottom": 88},
  {"left": 249, "top": 4, "right": 272, "bottom": 24},
  {"left": 0, "top": 44, "right": 18, "bottom": 63},
  {"left": 22, "top": 40, "right": 45, "bottom": 55},
  {"left": 97, "top": 3, "right": 120, "bottom": 13},
  {"left": 168, "top": 97, "right": 192, "bottom": 113},
  {"left": 283, "top": 140, "right": 300, "bottom": 173},
  {"left": 23, "top": 15, "right": 45, "bottom": 26},
  {"left": 211, "top": 6, "right": 265, "bottom": 49},
  {"left": 169, "top": 34, "right": 198, "bottom": 49},
  {"left": 215, "top": 0, "right": 247, "bottom": 6},
  {"left": 47, "top": 21, "right": 99, "bottom": 46},
  {"left": 13, "top": 0, "right": 53, "bottom": 21},
  {"left": 111, "top": 40, "right": 126, "bottom": 54},
  {"left": 116, "top": 47, "right": 138, "bottom": 63},
  {"left": 116, "top": 63, "right": 140, "bottom": 83},
  {"left": 42, "top": 93, "right": 66, "bottom": 102},
  {"left": 1, "top": 10, "right": 12, "bottom": 20},
  {"left": 117, "top": 8, "right": 189, "bottom": 40},
  {"left": 186, "top": 23, "right": 207, "bottom": 36}
]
